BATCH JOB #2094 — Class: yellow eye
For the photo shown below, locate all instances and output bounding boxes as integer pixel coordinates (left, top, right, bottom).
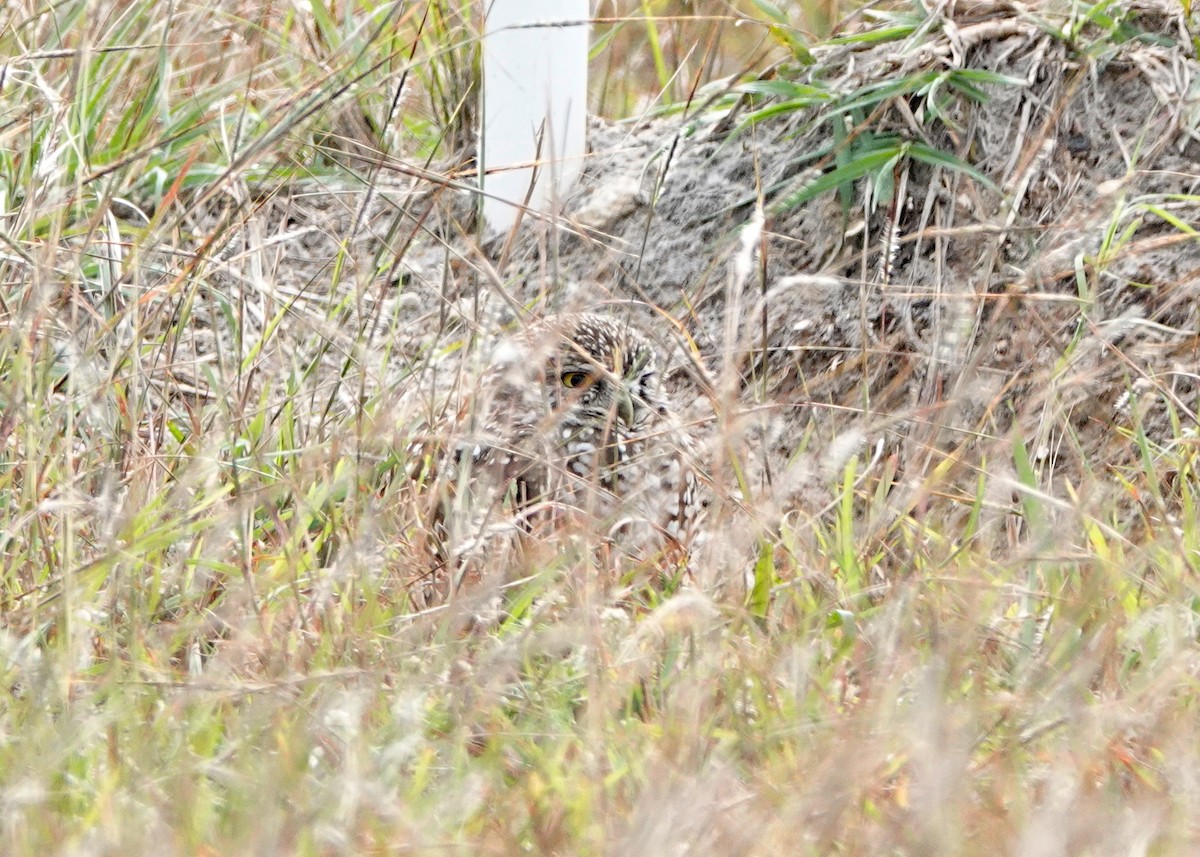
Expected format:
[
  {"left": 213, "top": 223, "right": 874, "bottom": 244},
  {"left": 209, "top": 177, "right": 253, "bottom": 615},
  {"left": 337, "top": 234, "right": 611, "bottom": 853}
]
[{"left": 561, "top": 371, "right": 591, "bottom": 389}]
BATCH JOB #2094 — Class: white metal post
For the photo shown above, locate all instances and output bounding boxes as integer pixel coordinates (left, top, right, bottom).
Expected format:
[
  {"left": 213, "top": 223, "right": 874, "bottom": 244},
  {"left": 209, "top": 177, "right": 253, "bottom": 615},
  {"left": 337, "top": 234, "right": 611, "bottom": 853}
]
[{"left": 480, "top": 0, "right": 590, "bottom": 236}]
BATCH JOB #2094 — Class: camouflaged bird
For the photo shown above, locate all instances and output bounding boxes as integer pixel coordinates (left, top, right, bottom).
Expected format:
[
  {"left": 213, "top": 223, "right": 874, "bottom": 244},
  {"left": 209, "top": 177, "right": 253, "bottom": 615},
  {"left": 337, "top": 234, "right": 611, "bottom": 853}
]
[{"left": 406, "top": 313, "right": 705, "bottom": 602}]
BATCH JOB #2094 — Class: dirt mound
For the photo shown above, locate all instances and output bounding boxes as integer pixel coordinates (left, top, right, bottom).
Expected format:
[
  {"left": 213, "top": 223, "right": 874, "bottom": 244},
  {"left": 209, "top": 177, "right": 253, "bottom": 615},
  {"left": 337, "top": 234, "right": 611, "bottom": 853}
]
[{"left": 484, "top": 0, "right": 1200, "bottom": 525}]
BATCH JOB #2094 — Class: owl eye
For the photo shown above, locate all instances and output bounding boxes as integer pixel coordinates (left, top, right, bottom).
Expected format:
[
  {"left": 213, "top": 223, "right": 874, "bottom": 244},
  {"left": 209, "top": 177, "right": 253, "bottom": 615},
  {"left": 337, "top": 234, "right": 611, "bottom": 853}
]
[{"left": 561, "top": 371, "right": 592, "bottom": 389}]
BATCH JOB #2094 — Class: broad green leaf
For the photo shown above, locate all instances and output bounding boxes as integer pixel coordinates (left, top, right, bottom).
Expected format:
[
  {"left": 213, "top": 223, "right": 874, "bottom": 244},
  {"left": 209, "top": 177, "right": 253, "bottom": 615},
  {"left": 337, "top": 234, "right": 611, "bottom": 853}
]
[
  {"left": 747, "top": 539, "right": 775, "bottom": 620},
  {"left": 772, "top": 145, "right": 903, "bottom": 212}
]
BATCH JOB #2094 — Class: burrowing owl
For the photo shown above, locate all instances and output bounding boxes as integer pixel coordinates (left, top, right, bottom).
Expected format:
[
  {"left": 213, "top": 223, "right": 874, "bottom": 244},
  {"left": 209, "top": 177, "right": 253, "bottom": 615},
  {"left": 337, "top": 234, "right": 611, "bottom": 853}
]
[{"left": 410, "top": 313, "right": 703, "bottom": 587}]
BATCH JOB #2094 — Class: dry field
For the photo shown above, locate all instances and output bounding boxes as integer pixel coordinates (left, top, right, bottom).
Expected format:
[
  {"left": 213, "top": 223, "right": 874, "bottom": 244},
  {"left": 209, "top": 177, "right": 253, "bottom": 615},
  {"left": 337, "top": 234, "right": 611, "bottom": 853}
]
[{"left": 2, "top": 1, "right": 1200, "bottom": 854}]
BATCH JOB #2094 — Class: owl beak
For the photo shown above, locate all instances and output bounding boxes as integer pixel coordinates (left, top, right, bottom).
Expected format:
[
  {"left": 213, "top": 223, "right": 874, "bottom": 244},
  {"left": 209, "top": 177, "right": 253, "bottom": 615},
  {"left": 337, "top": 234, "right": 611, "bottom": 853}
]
[{"left": 615, "top": 387, "right": 636, "bottom": 428}]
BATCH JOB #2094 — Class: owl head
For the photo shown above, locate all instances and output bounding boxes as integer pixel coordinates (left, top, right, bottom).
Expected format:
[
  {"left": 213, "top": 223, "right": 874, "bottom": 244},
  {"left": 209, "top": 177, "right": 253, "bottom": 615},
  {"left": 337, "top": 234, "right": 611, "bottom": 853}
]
[{"left": 546, "top": 314, "right": 665, "bottom": 435}]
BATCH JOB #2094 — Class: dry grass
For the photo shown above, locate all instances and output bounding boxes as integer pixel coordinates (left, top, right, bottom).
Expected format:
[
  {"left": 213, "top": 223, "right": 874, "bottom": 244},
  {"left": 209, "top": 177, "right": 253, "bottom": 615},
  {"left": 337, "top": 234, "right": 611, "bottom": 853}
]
[{"left": 1, "top": 0, "right": 1199, "bottom": 854}]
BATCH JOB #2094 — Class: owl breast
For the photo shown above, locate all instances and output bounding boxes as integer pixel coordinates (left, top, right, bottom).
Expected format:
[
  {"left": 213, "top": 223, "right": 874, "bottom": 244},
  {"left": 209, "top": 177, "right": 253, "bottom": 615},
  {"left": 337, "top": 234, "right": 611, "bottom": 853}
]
[{"left": 561, "top": 420, "right": 641, "bottom": 484}]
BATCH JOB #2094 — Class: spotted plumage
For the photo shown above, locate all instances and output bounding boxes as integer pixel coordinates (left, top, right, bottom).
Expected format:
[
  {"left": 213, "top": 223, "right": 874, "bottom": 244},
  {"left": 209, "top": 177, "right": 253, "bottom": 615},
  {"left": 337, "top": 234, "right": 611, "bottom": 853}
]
[{"left": 407, "top": 313, "right": 704, "bottom": 598}]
